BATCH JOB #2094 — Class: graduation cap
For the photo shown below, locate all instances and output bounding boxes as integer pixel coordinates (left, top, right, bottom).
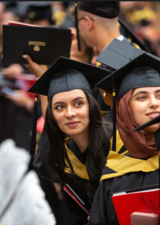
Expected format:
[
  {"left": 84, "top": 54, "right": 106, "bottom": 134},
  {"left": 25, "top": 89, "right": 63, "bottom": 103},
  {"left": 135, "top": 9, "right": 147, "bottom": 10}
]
[
  {"left": 24, "top": 2, "right": 54, "bottom": 25},
  {"left": 96, "top": 39, "right": 160, "bottom": 151},
  {"left": 73, "top": 1, "right": 120, "bottom": 52},
  {"left": 96, "top": 38, "right": 145, "bottom": 72},
  {"left": 28, "top": 56, "right": 109, "bottom": 155},
  {"left": 118, "top": 17, "right": 149, "bottom": 52}
]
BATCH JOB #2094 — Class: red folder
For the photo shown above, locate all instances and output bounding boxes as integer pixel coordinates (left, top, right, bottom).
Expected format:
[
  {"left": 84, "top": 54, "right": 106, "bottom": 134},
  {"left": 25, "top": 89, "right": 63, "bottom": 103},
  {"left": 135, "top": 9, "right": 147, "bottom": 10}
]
[
  {"left": 112, "top": 188, "right": 160, "bottom": 225},
  {"left": 8, "top": 21, "right": 40, "bottom": 27}
]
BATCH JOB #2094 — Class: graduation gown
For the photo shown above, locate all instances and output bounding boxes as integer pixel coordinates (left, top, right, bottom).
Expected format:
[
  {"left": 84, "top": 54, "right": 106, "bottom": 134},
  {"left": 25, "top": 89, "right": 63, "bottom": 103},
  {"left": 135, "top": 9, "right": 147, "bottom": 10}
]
[
  {"left": 88, "top": 137, "right": 159, "bottom": 225},
  {"left": 64, "top": 137, "right": 90, "bottom": 225}
]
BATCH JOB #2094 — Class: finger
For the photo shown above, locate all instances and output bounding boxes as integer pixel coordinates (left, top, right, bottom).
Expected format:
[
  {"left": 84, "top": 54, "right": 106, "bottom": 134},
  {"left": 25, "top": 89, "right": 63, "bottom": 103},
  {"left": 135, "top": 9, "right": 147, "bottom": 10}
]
[{"left": 22, "top": 54, "right": 33, "bottom": 66}]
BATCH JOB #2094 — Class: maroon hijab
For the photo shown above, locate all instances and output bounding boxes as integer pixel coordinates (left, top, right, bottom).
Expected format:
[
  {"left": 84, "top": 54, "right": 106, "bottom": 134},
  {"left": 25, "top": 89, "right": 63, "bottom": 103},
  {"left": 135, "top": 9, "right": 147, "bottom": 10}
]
[{"left": 116, "top": 90, "right": 157, "bottom": 159}]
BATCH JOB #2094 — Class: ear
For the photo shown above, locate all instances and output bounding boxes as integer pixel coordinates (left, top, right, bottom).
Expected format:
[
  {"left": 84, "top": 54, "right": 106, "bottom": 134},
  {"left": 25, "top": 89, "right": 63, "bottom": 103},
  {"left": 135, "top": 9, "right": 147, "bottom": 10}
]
[{"left": 85, "top": 16, "right": 94, "bottom": 31}]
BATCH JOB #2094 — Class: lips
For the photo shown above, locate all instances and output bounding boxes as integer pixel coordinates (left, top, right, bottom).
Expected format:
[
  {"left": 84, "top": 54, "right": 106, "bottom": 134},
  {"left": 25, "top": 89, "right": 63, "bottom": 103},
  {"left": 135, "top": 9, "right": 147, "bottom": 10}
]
[
  {"left": 65, "top": 121, "right": 80, "bottom": 128},
  {"left": 146, "top": 112, "right": 160, "bottom": 119}
]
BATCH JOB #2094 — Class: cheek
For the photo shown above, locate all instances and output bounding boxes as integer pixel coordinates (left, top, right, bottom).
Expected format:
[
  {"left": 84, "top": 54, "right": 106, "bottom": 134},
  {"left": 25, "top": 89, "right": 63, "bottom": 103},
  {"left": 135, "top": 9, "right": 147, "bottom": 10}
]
[
  {"left": 52, "top": 111, "right": 64, "bottom": 129},
  {"left": 130, "top": 101, "right": 148, "bottom": 125},
  {"left": 77, "top": 105, "right": 89, "bottom": 121}
]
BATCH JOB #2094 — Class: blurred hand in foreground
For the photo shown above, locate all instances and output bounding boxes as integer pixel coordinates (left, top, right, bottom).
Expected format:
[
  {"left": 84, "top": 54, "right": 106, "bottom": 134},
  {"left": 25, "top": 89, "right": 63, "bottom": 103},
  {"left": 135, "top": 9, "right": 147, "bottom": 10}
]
[
  {"left": 2, "top": 64, "right": 24, "bottom": 80},
  {"left": 5, "top": 90, "right": 34, "bottom": 112}
]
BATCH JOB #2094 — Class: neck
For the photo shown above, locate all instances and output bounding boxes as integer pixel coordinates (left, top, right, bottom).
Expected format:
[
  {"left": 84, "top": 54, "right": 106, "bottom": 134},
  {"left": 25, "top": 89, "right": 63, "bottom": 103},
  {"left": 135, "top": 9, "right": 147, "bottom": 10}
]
[
  {"left": 71, "top": 127, "right": 89, "bottom": 153},
  {"left": 95, "top": 26, "right": 120, "bottom": 53}
]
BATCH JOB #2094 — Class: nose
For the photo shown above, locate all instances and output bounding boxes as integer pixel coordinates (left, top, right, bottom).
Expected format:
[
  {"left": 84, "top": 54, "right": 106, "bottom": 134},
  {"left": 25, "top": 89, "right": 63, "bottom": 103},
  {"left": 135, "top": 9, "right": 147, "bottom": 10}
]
[
  {"left": 149, "top": 95, "right": 159, "bottom": 109},
  {"left": 65, "top": 105, "right": 76, "bottom": 118}
]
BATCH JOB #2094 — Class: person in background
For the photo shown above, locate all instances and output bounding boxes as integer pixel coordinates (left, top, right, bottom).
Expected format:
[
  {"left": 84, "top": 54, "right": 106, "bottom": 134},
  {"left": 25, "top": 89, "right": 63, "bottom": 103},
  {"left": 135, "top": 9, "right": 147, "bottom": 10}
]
[
  {"left": 23, "top": 2, "right": 55, "bottom": 27},
  {"left": 70, "top": 2, "right": 124, "bottom": 114},
  {"left": 0, "top": 2, "right": 55, "bottom": 144},
  {"left": 0, "top": 139, "right": 56, "bottom": 225},
  {"left": 120, "top": 1, "right": 160, "bottom": 57},
  {"left": 51, "top": 1, "right": 69, "bottom": 26}
]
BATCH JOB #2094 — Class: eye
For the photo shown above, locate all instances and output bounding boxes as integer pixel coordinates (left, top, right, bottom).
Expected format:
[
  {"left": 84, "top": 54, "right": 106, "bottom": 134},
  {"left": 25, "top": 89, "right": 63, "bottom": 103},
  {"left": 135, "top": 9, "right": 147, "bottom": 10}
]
[
  {"left": 75, "top": 101, "right": 83, "bottom": 107},
  {"left": 137, "top": 96, "right": 146, "bottom": 100},
  {"left": 56, "top": 105, "right": 64, "bottom": 110}
]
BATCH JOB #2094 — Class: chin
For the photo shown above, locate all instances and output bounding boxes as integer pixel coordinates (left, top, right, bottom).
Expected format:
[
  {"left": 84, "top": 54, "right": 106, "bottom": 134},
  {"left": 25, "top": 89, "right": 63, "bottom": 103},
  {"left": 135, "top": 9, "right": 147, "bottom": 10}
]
[
  {"left": 65, "top": 128, "right": 82, "bottom": 136},
  {"left": 143, "top": 125, "right": 160, "bottom": 133}
]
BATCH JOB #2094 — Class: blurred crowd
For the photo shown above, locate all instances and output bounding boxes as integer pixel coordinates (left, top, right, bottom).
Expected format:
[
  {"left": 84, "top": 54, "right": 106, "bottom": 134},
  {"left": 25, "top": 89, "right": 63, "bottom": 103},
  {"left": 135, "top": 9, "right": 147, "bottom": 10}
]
[{"left": 1, "top": 1, "right": 160, "bottom": 225}]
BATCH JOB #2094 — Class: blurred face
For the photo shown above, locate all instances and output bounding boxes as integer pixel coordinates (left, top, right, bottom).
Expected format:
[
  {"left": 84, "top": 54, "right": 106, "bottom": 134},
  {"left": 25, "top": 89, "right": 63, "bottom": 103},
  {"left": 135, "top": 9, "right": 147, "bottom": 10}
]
[
  {"left": 52, "top": 89, "right": 90, "bottom": 137},
  {"left": 129, "top": 87, "right": 160, "bottom": 132},
  {"left": 30, "top": 19, "right": 50, "bottom": 27}
]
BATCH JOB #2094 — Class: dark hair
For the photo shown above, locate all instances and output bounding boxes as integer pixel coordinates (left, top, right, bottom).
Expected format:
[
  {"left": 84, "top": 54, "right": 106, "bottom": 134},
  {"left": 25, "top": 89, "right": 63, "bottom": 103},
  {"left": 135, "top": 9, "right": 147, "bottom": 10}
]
[{"left": 45, "top": 90, "right": 110, "bottom": 202}]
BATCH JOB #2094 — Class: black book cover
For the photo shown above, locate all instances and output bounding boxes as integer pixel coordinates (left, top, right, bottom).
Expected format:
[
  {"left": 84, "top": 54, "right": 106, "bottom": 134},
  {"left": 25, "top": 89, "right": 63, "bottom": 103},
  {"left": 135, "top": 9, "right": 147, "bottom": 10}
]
[{"left": 3, "top": 25, "right": 71, "bottom": 65}]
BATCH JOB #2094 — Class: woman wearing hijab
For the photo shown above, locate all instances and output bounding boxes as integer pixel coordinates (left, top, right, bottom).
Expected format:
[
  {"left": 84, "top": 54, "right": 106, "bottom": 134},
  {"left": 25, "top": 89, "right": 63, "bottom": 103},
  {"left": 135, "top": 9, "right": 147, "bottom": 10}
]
[
  {"left": 88, "top": 40, "right": 160, "bottom": 225},
  {"left": 29, "top": 56, "right": 111, "bottom": 225}
]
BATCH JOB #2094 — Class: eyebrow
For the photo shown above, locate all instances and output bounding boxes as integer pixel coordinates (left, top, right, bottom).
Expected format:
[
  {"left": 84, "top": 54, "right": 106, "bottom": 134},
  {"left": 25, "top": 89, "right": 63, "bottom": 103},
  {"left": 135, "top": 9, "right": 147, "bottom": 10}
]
[
  {"left": 53, "top": 97, "right": 84, "bottom": 105},
  {"left": 133, "top": 89, "right": 160, "bottom": 97},
  {"left": 72, "top": 97, "right": 84, "bottom": 102},
  {"left": 133, "top": 91, "right": 148, "bottom": 97}
]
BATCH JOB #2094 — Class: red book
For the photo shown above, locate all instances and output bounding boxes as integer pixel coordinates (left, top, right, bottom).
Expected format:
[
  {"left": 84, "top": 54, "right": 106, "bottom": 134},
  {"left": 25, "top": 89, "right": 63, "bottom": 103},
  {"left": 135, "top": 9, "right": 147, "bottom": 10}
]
[{"left": 112, "top": 187, "right": 160, "bottom": 225}]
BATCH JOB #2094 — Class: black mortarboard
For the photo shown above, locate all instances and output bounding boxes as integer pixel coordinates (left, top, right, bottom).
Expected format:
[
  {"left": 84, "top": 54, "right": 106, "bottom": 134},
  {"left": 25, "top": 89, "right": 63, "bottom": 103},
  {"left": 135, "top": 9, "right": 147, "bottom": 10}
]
[
  {"left": 96, "top": 52, "right": 160, "bottom": 101},
  {"left": 25, "top": 2, "right": 54, "bottom": 25},
  {"left": 96, "top": 39, "right": 160, "bottom": 151},
  {"left": 28, "top": 56, "right": 109, "bottom": 156},
  {"left": 96, "top": 39, "right": 160, "bottom": 100},
  {"left": 96, "top": 38, "right": 144, "bottom": 72},
  {"left": 118, "top": 18, "right": 149, "bottom": 52},
  {"left": 29, "top": 56, "right": 109, "bottom": 100}
]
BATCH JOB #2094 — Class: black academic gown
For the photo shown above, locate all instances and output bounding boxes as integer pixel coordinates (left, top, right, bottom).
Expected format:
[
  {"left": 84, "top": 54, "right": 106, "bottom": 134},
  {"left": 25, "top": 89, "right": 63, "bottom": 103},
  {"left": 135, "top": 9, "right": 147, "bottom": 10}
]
[
  {"left": 64, "top": 137, "right": 91, "bottom": 225},
  {"left": 89, "top": 150, "right": 159, "bottom": 225}
]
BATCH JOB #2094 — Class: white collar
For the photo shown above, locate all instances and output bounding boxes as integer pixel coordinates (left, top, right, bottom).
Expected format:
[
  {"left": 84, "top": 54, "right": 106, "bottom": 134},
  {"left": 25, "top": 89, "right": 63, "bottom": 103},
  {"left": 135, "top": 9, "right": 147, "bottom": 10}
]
[{"left": 117, "top": 35, "right": 124, "bottom": 41}]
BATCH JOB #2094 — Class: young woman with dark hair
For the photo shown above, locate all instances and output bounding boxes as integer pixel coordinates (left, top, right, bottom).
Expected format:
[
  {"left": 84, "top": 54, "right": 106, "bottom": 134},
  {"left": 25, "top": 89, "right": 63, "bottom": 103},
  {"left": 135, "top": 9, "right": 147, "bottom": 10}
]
[
  {"left": 45, "top": 90, "right": 109, "bottom": 203},
  {"left": 29, "top": 56, "right": 111, "bottom": 225}
]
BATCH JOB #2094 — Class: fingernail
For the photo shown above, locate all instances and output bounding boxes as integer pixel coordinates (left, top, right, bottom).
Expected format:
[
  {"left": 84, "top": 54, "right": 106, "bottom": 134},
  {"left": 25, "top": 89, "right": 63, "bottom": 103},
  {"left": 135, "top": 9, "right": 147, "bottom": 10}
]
[{"left": 22, "top": 55, "right": 27, "bottom": 59}]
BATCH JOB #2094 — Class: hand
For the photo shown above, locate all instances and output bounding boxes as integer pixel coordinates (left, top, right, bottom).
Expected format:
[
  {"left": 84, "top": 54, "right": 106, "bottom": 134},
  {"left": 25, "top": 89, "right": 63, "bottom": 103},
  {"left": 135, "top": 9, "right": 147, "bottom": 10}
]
[
  {"left": 2, "top": 64, "right": 24, "bottom": 80},
  {"left": 23, "top": 55, "right": 48, "bottom": 78},
  {"left": 87, "top": 216, "right": 90, "bottom": 221},
  {"left": 5, "top": 90, "right": 34, "bottom": 112}
]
